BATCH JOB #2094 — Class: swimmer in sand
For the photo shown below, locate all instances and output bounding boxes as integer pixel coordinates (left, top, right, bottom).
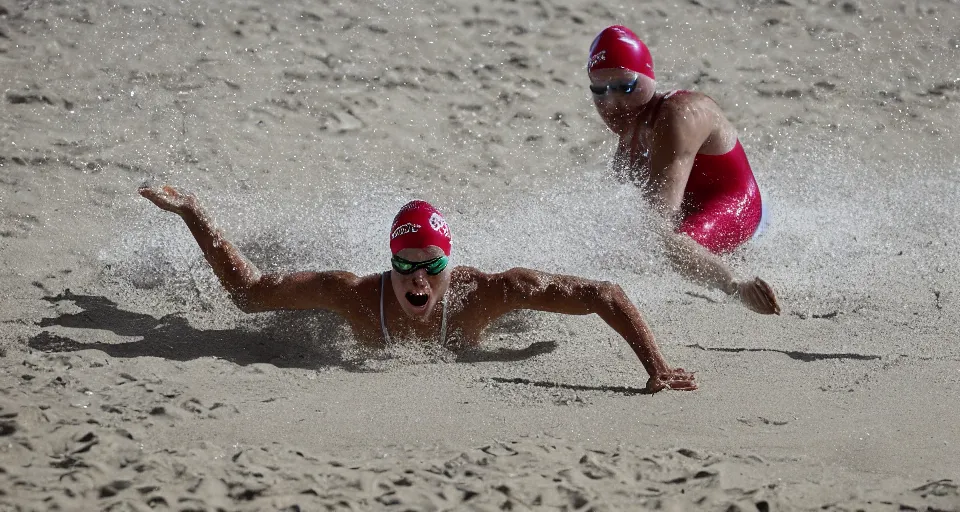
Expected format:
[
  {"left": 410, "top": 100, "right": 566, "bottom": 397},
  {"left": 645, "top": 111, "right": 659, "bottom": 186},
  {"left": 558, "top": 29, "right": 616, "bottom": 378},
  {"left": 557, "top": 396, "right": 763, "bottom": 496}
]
[
  {"left": 139, "top": 185, "right": 696, "bottom": 393},
  {"left": 586, "top": 25, "right": 781, "bottom": 315}
]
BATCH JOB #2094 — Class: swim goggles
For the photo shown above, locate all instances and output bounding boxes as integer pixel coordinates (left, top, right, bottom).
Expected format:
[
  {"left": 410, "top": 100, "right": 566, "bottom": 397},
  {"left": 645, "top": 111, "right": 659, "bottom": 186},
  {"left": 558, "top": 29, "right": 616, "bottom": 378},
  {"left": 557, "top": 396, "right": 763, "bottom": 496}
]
[
  {"left": 391, "top": 255, "right": 449, "bottom": 275},
  {"left": 590, "top": 77, "right": 639, "bottom": 96}
]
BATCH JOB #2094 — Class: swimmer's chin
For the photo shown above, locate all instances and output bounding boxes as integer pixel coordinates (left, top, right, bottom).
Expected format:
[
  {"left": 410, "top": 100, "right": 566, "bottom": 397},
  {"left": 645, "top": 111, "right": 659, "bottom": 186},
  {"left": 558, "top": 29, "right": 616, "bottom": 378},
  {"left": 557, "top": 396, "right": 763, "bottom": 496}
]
[{"left": 609, "top": 109, "right": 639, "bottom": 122}]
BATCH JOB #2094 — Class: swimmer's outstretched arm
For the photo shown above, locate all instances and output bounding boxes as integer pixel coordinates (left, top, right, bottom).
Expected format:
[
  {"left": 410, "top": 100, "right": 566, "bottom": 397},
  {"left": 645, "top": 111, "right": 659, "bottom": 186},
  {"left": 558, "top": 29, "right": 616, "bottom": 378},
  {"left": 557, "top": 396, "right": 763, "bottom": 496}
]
[
  {"left": 660, "top": 230, "right": 780, "bottom": 315},
  {"left": 138, "top": 186, "right": 361, "bottom": 314},
  {"left": 481, "top": 268, "right": 697, "bottom": 393},
  {"left": 646, "top": 105, "right": 781, "bottom": 315}
]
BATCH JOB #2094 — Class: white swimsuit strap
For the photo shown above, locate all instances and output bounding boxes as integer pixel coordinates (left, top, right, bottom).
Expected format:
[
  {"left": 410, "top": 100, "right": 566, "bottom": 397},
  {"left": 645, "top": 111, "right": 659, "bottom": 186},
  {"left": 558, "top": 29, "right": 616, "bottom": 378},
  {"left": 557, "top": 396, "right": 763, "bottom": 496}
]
[
  {"left": 379, "top": 272, "right": 391, "bottom": 344},
  {"left": 440, "top": 294, "right": 448, "bottom": 345}
]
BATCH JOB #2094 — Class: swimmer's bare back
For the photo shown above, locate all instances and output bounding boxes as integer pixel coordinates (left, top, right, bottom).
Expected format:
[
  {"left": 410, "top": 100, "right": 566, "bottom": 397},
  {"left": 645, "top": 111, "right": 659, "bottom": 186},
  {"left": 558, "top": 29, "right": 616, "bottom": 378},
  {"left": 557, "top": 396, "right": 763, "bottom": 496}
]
[{"left": 139, "top": 185, "right": 696, "bottom": 393}]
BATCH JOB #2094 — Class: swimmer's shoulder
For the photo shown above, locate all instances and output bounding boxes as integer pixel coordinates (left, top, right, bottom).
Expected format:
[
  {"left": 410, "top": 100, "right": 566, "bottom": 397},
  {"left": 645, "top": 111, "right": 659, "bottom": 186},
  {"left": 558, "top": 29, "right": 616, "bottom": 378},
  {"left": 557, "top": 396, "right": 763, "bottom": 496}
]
[
  {"left": 450, "top": 265, "right": 522, "bottom": 298},
  {"left": 450, "top": 265, "right": 486, "bottom": 286},
  {"left": 354, "top": 270, "right": 384, "bottom": 288},
  {"left": 660, "top": 90, "right": 716, "bottom": 114},
  {"left": 309, "top": 270, "right": 379, "bottom": 289},
  {"left": 448, "top": 266, "right": 495, "bottom": 311},
  {"left": 449, "top": 266, "right": 536, "bottom": 320},
  {"left": 655, "top": 90, "right": 727, "bottom": 136},
  {"left": 324, "top": 270, "right": 384, "bottom": 306},
  {"left": 452, "top": 266, "right": 547, "bottom": 296},
  {"left": 450, "top": 265, "right": 536, "bottom": 284}
]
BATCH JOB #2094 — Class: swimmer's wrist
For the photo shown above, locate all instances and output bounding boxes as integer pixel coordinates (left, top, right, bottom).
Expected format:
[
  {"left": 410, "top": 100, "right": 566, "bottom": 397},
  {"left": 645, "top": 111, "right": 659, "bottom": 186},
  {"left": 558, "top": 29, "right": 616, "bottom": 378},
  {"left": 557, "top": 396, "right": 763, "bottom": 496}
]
[
  {"left": 180, "top": 200, "right": 207, "bottom": 222},
  {"left": 723, "top": 279, "right": 738, "bottom": 296},
  {"left": 180, "top": 206, "right": 200, "bottom": 224},
  {"left": 181, "top": 205, "right": 214, "bottom": 234}
]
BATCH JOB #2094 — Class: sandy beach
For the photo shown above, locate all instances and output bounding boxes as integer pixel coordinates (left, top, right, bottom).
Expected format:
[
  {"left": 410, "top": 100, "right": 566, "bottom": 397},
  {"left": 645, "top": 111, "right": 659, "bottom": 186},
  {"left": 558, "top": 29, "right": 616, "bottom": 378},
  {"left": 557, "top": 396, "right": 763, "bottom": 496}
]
[{"left": 2, "top": 0, "right": 959, "bottom": 509}]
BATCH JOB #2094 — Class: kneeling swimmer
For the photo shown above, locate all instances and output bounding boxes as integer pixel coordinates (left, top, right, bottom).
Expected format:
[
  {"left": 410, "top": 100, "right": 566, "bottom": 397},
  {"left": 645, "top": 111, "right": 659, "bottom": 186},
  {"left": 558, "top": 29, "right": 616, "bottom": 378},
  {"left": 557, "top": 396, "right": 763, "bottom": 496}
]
[
  {"left": 586, "top": 25, "right": 781, "bottom": 315},
  {"left": 139, "top": 185, "right": 697, "bottom": 393}
]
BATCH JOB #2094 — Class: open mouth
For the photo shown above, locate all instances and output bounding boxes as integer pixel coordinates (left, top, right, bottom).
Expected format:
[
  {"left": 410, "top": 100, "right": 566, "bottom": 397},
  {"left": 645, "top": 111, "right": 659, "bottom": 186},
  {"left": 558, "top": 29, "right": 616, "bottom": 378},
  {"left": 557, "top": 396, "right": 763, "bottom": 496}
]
[{"left": 405, "top": 292, "right": 429, "bottom": 308}]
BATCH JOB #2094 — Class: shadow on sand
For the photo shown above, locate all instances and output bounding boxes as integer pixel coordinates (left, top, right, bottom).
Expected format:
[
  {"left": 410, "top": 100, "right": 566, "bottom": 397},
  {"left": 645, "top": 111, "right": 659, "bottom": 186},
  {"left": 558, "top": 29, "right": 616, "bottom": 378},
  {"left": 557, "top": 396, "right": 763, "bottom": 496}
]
[{"left": 28, "top": 290, "right": 557, "bottom": 371}]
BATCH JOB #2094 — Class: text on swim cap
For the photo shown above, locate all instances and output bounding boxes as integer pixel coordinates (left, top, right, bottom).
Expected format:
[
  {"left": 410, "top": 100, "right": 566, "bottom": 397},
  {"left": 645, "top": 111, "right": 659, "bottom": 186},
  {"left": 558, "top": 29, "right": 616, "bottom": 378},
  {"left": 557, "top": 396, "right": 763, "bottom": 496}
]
[
  {"left": 428, "top": 213, "right": 450, "bottom": 237},
  {"left": 588, "top": 50, "right": 606, "bottom": 70},
  {"left": 391, "top": 222, "right": 421, "bottom": 240}
]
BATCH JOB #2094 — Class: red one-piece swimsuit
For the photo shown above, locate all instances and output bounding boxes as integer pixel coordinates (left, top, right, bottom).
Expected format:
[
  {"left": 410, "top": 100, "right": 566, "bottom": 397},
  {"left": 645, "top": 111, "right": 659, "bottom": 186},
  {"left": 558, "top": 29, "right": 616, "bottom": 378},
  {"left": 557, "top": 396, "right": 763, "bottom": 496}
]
[{"left": 640, "top": 90, "right": 763, "bottom": 254}]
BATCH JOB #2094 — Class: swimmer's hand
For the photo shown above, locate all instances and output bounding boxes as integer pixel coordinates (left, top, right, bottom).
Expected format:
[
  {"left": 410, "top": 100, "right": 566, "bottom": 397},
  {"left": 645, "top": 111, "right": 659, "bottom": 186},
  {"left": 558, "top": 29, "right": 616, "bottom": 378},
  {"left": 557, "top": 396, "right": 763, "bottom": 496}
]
[
  {"left": 735, "top": 277, "right": 781, "bottom": 315},
  {"left": 646, "top": 368, "right": 698, "bottom": 393},
  {"left": 138, "top": 185, "right": 199, "bottom": 217}
]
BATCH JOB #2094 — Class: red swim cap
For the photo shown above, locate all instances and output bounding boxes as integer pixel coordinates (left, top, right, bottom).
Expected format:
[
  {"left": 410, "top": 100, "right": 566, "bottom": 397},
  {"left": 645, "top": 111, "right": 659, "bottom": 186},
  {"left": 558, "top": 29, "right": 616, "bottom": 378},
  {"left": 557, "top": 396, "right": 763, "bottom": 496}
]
[
  {"left": 389, "top": 200, "right": 452, "bottom": 256},
  {"left": 587, "top": 25, "right": 654, "bottom": 80}
]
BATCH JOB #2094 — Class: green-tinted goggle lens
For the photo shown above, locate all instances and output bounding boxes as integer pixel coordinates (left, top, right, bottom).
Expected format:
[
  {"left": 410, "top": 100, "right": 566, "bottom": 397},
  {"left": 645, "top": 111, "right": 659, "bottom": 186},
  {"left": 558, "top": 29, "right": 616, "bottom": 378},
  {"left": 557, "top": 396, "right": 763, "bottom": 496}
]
[{"left": 391, "top": 255, "right": 449, "bottom": 276}]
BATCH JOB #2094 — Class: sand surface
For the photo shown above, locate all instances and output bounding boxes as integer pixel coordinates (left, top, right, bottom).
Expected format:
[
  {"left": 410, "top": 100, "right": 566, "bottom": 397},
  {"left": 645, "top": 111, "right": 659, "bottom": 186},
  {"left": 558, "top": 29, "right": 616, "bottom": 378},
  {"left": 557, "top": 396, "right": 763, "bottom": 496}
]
[{"left": 2, "top": 0, "right": 959, "bottom": 509}]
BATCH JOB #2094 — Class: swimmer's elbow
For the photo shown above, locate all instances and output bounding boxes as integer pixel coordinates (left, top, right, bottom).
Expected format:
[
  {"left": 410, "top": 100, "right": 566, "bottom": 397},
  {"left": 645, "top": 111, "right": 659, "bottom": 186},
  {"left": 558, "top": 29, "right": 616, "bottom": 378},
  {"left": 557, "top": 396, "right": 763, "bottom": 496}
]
[
  {"left": 229, "top": 281, "right": 271, "bottom": 313},
  {"left": 236, "top": 300, "right": 263, "bottom": 314},
  {"left": 595, "top": 281, "right": 627, "bottom": 308},
  {"left": 230, "top": 291, "right": 262, "bottom": 313}
]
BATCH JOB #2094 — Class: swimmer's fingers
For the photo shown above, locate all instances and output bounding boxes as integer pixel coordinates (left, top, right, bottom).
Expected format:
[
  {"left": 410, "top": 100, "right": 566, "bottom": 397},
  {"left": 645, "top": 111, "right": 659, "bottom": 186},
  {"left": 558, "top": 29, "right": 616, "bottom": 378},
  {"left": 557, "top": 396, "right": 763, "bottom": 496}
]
[
  {"left": 138, "top": 185, "right": 196, "bottom": 215},
  {"left": 646, "top": 368, "right": 698, "bottom": 393},
  {"left": 754, "top": 277, "right": 781, "bottom": 315},
  {"left": 737, "top": 278, "right": 780, "bottom": 315},
  {"left": 663, "top": 379, "right": 698, "bottom": 391},
  {"left": 665, "top": 368, "right": 698, "bottom": 391},
  {"left": 743, "top": 277, "right": 780, "bottom": 315},
  {"left": 138, "top": 186, "right": 183, "bottom": 213}
]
